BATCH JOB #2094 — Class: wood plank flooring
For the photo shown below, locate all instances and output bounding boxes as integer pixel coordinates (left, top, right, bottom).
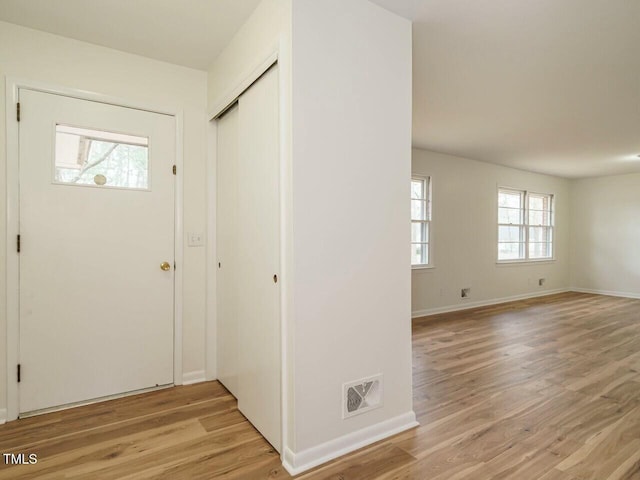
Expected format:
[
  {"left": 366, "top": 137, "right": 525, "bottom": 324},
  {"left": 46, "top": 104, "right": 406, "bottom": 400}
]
[{"left": 1, "top": 292, "right": 639, "bottom": 479}]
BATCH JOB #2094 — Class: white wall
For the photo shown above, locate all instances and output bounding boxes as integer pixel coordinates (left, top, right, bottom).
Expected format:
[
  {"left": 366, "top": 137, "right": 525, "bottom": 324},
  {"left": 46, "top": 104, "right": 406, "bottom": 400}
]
[
  {"left": 208, "top": 0, "right": 414, "bottom": 472},
  {"left": 290, "top": 0, "right": 414, "bottom": 468},
  {"left": 570, "top": 173, "right": 640, "bottom": 298},
  {"left": 0, "top": 21, "right": 209, "bottom": 416},
  {"left": 207, "top": 0, "right": 291, "bottom": 111},
  {"left": 412, "top": 149, "right": 571, "bottom": 316}
]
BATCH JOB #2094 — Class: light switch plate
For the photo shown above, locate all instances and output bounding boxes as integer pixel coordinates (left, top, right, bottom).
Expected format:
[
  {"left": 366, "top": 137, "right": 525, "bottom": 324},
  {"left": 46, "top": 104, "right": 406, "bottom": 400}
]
[{"left": 188, "top": 232, "right": 204, "bottom": 247}]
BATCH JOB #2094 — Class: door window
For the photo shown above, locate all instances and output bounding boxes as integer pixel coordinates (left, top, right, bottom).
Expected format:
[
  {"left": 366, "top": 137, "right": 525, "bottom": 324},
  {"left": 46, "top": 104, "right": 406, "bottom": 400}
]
[{"left": 54, "top": 124, "right": 149, "bottom": 190}]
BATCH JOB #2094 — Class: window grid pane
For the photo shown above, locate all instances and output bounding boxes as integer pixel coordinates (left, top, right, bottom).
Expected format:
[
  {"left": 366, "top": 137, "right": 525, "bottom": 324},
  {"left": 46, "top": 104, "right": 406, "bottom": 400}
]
[
  {"left": 528, "top": 209, "right": 552, "bottom": 226},
  {"left": 529, "top": 242, "right": 552, "bottom": 259},
  {"left": 498, "top": 225, "right": 524, "bottom": 243},
  {"left": 411, "top": 221, "right": 427, "bottom": 243},
  {"left": 411, "top": 176, "right": 431, "bottom": 266},
  {"left": 498, "top": 190, "right": 523, "bottom": 208},
  {"left": 498, "top": 242, "right": 525, "bottom": 260},
  {"left": 499, "top": 207, "right": 524, "bottom": 224},
  {"left": 411, "top": 199, "right": 427, "bottom": 221},
  {"left": 411, "top": 243, "right": 428, "bottom": 265},
  {"left": 528, "top": 226, "right": 552, "bottom": 243},
  {"left": 498, "top": 189, "right": 554, "bottom": 262},
  {"left": 411, "top": 180, "right": 424, "bottom": 200}
]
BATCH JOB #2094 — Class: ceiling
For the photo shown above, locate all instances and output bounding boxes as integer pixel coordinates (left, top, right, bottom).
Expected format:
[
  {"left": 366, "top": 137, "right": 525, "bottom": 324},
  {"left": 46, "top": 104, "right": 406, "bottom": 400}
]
[
  {"left": 2, "top": 0, "right": 638, "bottom": 178},
  {"left": 0, "top": 0, "right": 261, "bottom": 70},
  {"left": 372, "top": 0, "right": 640, "bottom": 178}
]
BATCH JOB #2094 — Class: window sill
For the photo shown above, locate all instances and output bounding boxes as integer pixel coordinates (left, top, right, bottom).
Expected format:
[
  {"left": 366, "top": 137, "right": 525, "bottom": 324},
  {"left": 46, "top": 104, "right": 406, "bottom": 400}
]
[
  {"left": 496, "top": 259, "right": 556, "bottom": 266},
  {"left": 412, "top": 265, "right": 435, "bottom": 271}
]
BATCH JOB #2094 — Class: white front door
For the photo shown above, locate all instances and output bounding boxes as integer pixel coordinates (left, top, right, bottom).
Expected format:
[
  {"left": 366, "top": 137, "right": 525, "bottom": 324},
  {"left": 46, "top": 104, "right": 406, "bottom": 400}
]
[{"left": 18, "top": 89, "right": 176, "bottom": 414}]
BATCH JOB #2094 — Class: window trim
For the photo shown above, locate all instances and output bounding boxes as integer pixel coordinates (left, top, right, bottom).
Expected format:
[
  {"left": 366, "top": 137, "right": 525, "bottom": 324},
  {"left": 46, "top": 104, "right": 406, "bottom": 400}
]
[
  {"left": 411, "top": 174, "right": 432, "bottom": 269},
  {"left": 496, "top": 186, "right": 555, "bottom": 264}
]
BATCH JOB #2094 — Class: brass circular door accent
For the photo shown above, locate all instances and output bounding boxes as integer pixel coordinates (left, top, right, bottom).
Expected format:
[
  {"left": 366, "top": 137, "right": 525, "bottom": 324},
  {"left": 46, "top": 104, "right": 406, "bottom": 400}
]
[
  {"left": 160, "top": 262, "right": 171, "bottom": 271},
  {"left": 93, "top": 174, "right": 107, "bottom": 186}
]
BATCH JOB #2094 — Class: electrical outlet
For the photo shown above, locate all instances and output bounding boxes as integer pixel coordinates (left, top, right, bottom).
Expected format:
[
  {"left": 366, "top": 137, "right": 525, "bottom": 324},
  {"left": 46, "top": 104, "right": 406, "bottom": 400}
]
[
  {"left": 461, "top": 288, "right": 471, "bottom": 298},
  {"left": 538, "top": 278, "right": 546, "bottom": 286}
]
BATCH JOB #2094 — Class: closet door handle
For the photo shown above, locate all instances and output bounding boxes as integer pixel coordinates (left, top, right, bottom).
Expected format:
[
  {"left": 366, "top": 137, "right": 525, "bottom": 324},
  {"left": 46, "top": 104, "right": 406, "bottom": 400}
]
[{"left": 273, "top": 274, "right": 278, "bottom": 284}]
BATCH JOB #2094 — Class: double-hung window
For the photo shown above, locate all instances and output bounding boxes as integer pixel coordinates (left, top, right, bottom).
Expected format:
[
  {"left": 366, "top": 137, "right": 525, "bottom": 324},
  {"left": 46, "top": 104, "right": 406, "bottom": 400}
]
[
  {"left": 498, "top": 188, "right": 553, "bottom": 261},
  {"left": 411, "top": 176, "right": 431, "bottom": 267}
]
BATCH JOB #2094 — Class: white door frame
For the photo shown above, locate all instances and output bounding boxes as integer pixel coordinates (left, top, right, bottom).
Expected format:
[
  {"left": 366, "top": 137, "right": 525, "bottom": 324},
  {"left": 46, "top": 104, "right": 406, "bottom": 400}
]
[{"left": 4, "top": 77, "right": 185, "bottom": 421}]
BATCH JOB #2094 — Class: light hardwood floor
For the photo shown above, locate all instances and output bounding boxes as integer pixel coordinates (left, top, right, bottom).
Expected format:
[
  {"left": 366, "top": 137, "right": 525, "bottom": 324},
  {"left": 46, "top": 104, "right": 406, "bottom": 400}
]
[{"left": 1, "top": 292, "right": 640, "bottom": 479}]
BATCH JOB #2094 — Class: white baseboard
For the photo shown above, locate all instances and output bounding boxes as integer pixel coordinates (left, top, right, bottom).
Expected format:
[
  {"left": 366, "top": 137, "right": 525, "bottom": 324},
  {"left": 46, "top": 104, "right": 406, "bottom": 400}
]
[
  {"left": 0, "top": 408, "right": 7, "bottom": 425},
  {"left": 570, "top": 287, "right": 640, "bottom": 300},
  {"left": 181, "top": 370, "right": 206, "bottom": 386},
  {"left": 282, "top": 411, "right": 418, "bottom": 476},
  {"left": 412, "top": 288, "right": 570, "bottom": 319}
]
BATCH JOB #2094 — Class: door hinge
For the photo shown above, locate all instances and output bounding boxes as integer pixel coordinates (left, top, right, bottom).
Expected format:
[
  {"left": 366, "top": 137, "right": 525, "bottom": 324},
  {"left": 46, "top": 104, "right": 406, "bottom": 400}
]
[
  {"left": 17, "top": 234, "right": 21, "bottom": 253},
  {"left": 172, "top": 165, "right": 177, "bottom": 175},
  {"left": 16, "top": 102, "right": 20, "bottom": 122},
  {"left": 174, "top": 261, "right": 176, "bottom": 270},
  {"left": 17, "top": 364, "right": 21, "bottom": 383}
]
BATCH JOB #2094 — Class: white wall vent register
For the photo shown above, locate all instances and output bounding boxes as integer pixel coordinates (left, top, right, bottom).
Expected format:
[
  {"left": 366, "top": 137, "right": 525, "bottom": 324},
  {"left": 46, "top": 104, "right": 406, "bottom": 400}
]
[{"left": 343, "top": 374, "right": 383, "bottom": 418}]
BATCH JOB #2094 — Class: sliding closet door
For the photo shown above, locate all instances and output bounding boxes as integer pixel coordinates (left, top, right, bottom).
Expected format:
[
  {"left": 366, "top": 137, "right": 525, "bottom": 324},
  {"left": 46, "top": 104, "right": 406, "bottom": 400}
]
[
  {"left": 236, "top": 65, "right": 281, "bottom": 451},
  {"left": 216, "top": 105, "right": 239, "bottom": 397}
]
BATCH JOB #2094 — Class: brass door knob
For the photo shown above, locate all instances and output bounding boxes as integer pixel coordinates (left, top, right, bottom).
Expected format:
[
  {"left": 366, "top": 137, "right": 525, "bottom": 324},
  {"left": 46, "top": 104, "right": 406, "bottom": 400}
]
[{"left": 160, "top": 262, "right": 171, "bottom": 271}]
